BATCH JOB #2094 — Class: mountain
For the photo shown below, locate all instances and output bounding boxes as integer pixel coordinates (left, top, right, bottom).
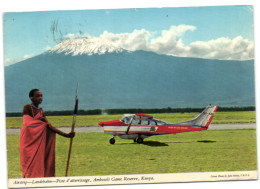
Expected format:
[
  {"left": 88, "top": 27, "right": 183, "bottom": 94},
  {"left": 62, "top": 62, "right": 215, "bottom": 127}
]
[
  {"left": 4, "top": 38, "right": 255, "bottom": 112},
  {"left": 50, "top": 37, "right": 126, "bottom": 56}
]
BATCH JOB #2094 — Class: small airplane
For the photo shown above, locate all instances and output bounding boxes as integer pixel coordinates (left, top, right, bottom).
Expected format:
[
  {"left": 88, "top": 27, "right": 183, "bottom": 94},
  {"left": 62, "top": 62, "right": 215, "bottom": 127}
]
[{"left": 98, "top": 105, "right": 218, "bottom": 144}]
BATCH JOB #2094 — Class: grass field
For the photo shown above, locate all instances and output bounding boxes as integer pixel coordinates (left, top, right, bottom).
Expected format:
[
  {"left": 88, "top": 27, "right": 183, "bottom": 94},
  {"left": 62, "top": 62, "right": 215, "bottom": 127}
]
[
  {"left": 6, "top": 129, "right": 257, "bottom": 178},
  {"left": 5, "top": 111, "right": 256, "bottom": 128}
]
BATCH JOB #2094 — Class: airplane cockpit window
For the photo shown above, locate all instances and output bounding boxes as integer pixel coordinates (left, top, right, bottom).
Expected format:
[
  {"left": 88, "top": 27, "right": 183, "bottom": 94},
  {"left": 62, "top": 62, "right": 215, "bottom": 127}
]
[
  {"left": 142, "top": 120, "right": 149, "bottom": 125},
  {"left": 120, "top": 117, "right": 130, "bottom": 124},
  {"left": 132, "top": 119, "right": 140, "bottom": 125},
  {"left": 149, "top": 120, "right": 157, "bottom": 125},
  {"left": 121, "top": 116, "right": 159, "bottom": 125}
]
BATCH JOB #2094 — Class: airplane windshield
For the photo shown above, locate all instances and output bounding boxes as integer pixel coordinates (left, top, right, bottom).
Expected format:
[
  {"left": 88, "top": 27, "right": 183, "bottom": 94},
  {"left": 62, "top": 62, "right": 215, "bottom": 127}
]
[{"left": 120, "top": 116, "right": 130, "bottom": 124}]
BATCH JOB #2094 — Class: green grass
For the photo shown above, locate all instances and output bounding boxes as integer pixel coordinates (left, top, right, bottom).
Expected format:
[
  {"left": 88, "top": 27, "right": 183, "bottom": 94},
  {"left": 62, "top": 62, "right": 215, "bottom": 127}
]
[
  {"left": 5, "top": 111, "right": 256, "bottom": 128},
  {"left": 7, "top": 129, "right": 257, "bottom": 178}
]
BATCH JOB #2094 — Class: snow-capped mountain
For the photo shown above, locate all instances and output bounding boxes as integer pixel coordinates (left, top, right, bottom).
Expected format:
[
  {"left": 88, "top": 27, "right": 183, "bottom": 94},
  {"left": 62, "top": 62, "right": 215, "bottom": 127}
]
[
  {"left": 49, "top": 37, "right": 126, "bottom": 56},
  {"left": 4, "top": 38, "right": 255, "bottom": 112}
]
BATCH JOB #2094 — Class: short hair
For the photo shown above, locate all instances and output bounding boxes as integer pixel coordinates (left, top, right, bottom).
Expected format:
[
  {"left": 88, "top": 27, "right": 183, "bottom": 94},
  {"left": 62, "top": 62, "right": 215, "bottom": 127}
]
[{"left": 29, "top": 89, "right": 40, "bottom": 98}]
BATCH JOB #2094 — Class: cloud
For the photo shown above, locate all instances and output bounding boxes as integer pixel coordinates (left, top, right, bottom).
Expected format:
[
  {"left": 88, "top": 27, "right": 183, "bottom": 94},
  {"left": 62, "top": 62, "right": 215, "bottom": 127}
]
[
  {"left": 4, "top": 54, "right": 34, "bottom": 66},
  {"left": 7, "top": 25, "right": 253, "bottom": 65},
  {"left": 44, "top": 46, "right": 52, "bottom": 51},
  {"left": 96, "top": 25, "right": 254, "bottom": 60},
  {"left": 64, "top": 32, "right": 91, "bottom": 40},
  {"left": 148, "top": 25, "right": 196, "bottom": 56},
  {"left": 100, "top": 29, "right": 151, "bottom": 51},
  {"left": 65, "top": 33, "right": 75, "bottom": 39},
  {"left": 187, "top": 36, "right": 254, "bottom": 60}
]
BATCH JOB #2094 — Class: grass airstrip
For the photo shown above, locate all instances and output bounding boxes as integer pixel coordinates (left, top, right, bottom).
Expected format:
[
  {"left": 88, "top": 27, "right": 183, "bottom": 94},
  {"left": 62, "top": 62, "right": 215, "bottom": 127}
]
[{"left": 6, "top": 111, "right": 257, "bottom": 178}]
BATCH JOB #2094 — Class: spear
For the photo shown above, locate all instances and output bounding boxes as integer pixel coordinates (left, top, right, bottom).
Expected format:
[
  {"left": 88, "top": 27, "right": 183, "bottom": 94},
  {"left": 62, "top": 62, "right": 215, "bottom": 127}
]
[{"left": 65, "top": 83, "right": 79, "bottom": 177}]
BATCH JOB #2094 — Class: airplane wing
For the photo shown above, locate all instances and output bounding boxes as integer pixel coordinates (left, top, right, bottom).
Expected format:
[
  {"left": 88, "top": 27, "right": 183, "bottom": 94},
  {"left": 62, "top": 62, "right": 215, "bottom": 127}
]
[{"left": 124, "top": 113, "right": 153, "bottom": 120}]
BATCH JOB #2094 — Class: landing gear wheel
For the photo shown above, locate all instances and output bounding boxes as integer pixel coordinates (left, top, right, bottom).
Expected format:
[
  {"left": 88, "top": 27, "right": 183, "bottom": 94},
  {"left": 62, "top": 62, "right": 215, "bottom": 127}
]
[
  {"left": 109, "top": 138, "right": 115, "bottom": 144},
  {"left": 133, "top": 138, "right": 137, "bottom": 143},
  {"left": 136, "top": 137, "right": 143, "bottom": 144}
]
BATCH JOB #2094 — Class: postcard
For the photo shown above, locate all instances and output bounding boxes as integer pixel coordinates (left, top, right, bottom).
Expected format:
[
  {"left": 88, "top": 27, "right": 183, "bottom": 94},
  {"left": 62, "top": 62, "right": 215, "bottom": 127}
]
[{"left": 1, "top": 2, "right": 258, "bottom": 189}]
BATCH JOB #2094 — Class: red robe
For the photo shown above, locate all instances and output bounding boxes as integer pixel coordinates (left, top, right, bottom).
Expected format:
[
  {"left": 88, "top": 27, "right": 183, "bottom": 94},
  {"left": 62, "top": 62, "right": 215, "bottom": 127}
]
[{"left": 20, "top": 109, "right": 56, "bottom": 178}]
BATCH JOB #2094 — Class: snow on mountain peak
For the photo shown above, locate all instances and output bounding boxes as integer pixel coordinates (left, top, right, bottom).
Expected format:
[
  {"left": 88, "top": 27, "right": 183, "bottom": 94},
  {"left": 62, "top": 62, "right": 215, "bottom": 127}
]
[{"left": 50, "top": 37, "right": 126, "bottom": 56}]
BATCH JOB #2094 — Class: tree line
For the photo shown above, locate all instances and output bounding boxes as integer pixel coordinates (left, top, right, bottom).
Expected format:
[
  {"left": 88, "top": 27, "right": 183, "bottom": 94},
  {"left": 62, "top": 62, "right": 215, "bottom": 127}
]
[{"left": 6, "top": 106, "right": 255, "bottom": 117}]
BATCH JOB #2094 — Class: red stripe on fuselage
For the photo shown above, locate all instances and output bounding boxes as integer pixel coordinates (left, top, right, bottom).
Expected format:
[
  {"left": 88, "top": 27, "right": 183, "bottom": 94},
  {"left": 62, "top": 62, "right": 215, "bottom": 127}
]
[{"left": 103, "top": 125, "right": 207, "bottom": 134}]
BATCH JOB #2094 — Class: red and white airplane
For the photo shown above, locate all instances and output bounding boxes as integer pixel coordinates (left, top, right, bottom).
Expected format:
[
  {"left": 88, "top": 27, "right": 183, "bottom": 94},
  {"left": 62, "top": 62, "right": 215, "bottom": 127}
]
[{"left": 99, "top": 105, "right": 218, "bottom": 144}]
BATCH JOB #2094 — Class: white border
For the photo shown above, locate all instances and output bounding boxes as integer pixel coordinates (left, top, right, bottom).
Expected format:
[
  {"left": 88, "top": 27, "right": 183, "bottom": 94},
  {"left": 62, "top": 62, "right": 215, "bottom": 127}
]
[
  {"left": 8, "top": 171, "right": 258, "bottom": 188},
  {"left": 1, "top": 1, "right": 259, "bottom": 189}
]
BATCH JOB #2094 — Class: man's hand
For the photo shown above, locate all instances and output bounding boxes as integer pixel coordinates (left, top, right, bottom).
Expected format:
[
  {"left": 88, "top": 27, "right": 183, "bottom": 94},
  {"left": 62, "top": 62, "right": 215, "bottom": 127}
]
[
  {"left": 66, "top": 132, "right": 75, "bottom": 138},
  {"left": 38, "top": 116, "right": 48, "bottom": 122}
]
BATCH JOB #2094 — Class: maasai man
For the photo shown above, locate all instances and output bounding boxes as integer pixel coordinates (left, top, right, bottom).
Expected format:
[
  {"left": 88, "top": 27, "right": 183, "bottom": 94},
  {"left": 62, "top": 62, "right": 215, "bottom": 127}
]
[{"left": 20, "top": 89, "right": 75, "bottom": 178}]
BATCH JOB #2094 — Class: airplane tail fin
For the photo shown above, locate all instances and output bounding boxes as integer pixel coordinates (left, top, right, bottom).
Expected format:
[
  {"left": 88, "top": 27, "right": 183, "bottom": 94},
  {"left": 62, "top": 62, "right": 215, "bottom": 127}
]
[{"left": 176, "top": 105, "right": 219, "bottom": 128}]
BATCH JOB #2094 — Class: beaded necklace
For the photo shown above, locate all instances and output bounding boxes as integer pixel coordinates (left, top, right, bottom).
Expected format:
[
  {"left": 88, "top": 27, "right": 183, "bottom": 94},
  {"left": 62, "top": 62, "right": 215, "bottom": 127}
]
[{"left": 30, "top": 104, "right": 41, "bottom": 118}]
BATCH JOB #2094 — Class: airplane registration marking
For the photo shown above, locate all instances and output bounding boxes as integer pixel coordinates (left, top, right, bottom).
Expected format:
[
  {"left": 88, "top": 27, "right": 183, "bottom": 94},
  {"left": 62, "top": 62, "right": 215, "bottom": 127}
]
[{"left": 168, "top": 126, "right": 190, "bottom": 130}]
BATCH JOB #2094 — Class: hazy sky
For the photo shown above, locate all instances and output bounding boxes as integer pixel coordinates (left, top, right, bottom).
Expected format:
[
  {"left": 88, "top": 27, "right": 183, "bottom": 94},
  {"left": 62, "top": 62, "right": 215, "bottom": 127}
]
[
  {"left": 3, "top": 5, "right": 254, "bottom": 65},
  {"left": 0, "top": 1, "right": 260, "bottom": 189}
]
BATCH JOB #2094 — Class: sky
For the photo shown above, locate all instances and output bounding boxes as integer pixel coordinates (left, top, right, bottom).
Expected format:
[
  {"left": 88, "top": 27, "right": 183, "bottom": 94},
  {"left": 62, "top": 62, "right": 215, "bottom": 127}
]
[
  {"left": 1, "top": 1, "right": 260, "bottom": 189},
  {"left": 3, "top": 5, "right": 255, "bottom": 66}
]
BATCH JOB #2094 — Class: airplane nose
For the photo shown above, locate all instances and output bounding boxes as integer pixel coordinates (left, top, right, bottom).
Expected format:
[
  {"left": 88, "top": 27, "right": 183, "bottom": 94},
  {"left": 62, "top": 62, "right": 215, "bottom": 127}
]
[{"left": 98, "top": 122, "right": 104, "bottom": 127}]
